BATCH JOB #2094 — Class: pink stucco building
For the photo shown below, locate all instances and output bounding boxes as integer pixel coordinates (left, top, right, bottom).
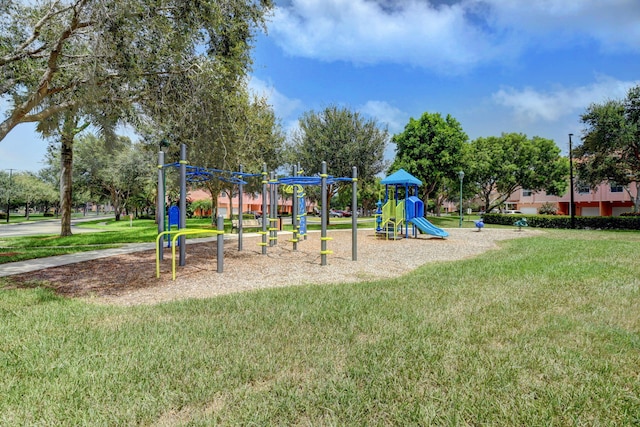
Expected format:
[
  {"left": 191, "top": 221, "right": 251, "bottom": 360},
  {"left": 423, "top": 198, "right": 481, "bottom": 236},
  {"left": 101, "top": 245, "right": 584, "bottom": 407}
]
[
  {"left": 506, "top": 182, "right": 637, "bottom": 216},
  {"left": 188, "top": 189, "right": 316, "bottom": 217}
]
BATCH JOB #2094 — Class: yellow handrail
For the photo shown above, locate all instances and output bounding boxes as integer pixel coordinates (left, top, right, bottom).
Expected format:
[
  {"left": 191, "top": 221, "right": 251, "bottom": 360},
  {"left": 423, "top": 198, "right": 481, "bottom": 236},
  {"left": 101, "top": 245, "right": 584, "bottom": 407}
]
[
  {"left": 380, "top": 199, "right": 406, "bottom": 240},
  {"left": 155, "top": 229, "right": 224, "bottom": 280}
]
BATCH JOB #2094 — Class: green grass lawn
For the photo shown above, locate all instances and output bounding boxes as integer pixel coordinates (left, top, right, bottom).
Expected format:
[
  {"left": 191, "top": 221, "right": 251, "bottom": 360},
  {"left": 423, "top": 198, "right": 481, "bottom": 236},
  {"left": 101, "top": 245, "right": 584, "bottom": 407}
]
[
  {"left": 1, "top": 229, "right": 638, "bottom": 425},
  {"left": 0, "top": 218, "right": 226, "bottom": 264},
  {"left": 0, "top": 216, "right": 377, "bottom": 263},
  {"left": 0, "top": 212, "right": 89, "bottom": 224}
]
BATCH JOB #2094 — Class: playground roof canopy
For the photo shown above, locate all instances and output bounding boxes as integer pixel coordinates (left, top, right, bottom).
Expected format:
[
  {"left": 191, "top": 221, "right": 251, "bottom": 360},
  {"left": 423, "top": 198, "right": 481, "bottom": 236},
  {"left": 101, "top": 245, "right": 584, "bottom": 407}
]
[{"left": 381, "top": 169, "right": 422, "bottom": 186}]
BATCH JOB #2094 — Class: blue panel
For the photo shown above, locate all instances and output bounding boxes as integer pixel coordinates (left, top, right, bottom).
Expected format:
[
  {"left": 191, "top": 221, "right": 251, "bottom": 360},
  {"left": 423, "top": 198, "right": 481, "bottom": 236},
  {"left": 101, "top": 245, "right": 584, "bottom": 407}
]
[
  {"left": 168, "top": 206, "right": 180, "bottom": 226},
  {"left": 406, "top": 196, "right": 424, "bottom": 220}
]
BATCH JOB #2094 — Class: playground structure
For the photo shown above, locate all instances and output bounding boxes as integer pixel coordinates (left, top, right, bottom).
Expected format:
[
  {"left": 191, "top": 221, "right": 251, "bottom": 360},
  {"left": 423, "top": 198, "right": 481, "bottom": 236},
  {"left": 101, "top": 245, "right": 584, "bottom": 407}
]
[
  {"left": 514, "top": 217, "right": 528, "bottom": 231},
  {"left": 156, "top": 144, "right": 359, "bottom": 279},
  {"left": 377, "top": 169, "right": 449, "bottom": 239}
]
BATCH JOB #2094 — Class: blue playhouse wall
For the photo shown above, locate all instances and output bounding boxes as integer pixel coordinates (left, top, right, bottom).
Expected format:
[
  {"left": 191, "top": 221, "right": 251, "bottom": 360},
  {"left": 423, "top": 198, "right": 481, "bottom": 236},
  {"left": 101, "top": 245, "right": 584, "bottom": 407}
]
[{"left": 405, "top": 196, "right": 424, "bottom": 220}]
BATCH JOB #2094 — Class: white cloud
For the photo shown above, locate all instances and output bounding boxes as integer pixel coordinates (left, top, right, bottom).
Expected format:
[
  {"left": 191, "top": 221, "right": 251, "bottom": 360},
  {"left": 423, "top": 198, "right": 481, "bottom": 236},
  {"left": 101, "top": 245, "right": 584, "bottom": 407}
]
[
  {"left": 271, "top": 0, "right": 503, "bottom": 73},
  {"left": 482, "top": 0, "right": 640, "bottom": 51},
  {"left": 249, "top": 76, "right": 304, "bottom": 119},
  {"left": 359, "top": 100, "right": 407, "bottom": 134},
  {"left": 492, "top": 76, "right": 639, "bottom": 123},
  {"left": 269, "top": 0, "right": 640, "bottom": 72},
  {"left": 358, "top": 100, "right": 408, "bottom": 163}
]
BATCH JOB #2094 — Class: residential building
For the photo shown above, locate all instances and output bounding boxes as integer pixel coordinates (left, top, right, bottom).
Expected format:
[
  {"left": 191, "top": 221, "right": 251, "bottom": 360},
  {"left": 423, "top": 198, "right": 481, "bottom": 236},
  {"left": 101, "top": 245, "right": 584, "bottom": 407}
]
[
  {"left": 508, "top": 182, "right": 637, "bottom": 216},
  {"left": 188, "top": 189, "right": 315, "bottom": 217}
]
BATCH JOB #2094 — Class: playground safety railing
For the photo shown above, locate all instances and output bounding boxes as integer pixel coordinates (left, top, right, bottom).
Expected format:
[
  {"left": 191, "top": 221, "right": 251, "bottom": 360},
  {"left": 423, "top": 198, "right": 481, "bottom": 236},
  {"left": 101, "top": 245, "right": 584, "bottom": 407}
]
[
  {"left": 380, "top": 199, "right": 405, "bottom": 240},
  {"left": 156, "top": 229, "right": 225, "bottom": 280}
]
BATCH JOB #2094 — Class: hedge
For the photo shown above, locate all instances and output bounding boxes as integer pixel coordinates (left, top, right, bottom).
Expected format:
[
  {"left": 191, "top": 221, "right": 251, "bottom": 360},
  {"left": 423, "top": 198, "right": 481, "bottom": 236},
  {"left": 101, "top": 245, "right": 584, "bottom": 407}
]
[{"left": 482, "top": 213, "right": 640, "bottom": 230}]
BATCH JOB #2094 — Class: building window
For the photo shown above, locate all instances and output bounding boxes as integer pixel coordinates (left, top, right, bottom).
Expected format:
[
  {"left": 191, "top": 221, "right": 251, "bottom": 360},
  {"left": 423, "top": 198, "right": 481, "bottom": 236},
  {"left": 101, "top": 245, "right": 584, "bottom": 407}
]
[
  {"left": 522, "top": 189, "right": 532, "bottom": 197},
  {"left": 577, "top": 184, "right": 590, "bottom": 194},
  {"left": 610, "top": 183, "right": 623, "bottom": 193}
]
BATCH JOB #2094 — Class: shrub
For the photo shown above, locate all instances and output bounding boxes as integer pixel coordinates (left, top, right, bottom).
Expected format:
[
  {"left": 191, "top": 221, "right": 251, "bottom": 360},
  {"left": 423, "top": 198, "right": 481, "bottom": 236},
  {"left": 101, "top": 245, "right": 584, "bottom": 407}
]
[
  {"left": 538, "top": 202, "right": 558, "bottom": 215},
  {"left": 482, "top": 213, "right": 640, "bottom": 230}
]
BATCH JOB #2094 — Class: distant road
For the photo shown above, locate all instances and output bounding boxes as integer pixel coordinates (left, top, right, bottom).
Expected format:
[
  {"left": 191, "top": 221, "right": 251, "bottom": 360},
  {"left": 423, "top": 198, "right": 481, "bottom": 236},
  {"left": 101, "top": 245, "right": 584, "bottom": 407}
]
[{"left": 0, "top": 216, "right": 112, "bottom": 238}]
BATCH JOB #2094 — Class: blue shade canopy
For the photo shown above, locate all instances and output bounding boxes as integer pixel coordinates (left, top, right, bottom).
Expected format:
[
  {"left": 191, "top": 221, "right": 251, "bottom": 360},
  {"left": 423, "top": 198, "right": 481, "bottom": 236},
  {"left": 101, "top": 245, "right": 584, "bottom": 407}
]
[{"left": 380, "top": 169, "right": 422, "bottom": 186}]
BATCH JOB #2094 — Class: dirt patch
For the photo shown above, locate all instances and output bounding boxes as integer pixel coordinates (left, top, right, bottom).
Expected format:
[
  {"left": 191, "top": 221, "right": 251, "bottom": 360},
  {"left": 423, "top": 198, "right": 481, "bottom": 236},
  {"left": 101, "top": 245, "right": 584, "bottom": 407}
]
[{"left": 0, "top": 252, "right": 21, "bottom": 257}]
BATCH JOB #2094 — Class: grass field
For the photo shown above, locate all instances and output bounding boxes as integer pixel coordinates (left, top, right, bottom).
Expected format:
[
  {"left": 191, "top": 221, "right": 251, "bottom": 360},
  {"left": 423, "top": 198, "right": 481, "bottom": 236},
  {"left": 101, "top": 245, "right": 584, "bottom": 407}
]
[
  {"left": 0, "top": 212, "right": 89, "bottom": 224},
  {"left": 0, "top": 218, "right": 231, "bottom": 264},
  {"left": 1, "top": 229, "right": 638, "bottom": 425}
]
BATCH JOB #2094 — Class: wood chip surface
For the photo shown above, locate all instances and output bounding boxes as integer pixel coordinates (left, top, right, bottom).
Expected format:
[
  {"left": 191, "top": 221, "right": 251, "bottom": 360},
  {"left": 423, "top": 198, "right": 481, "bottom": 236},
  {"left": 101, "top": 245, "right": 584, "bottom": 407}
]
[{"left": 8, "top": 228, "right": 540, "bottom": 306}]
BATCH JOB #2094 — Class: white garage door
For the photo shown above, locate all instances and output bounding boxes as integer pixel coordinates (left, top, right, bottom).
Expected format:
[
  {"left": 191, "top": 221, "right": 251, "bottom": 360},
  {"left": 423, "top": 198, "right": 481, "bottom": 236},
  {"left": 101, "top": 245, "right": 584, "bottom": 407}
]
[
  {"left": 581, "top": 207, "right": 600, "bottom": 217},
  {"left": 612, "top": 207, "right": 632, "bottom": 216}
]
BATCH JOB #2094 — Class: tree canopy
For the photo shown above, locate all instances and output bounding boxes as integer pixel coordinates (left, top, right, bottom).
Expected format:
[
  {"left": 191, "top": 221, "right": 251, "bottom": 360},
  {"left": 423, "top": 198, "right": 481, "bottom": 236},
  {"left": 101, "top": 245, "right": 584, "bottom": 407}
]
[
  {"left": 390, "top": 111, "right": 468, "bottom": 210},
  {"left": 0, "top": 0, "right": 273, "bottom": 141},
  {"left": 140, "top": 60, "right": 285, "bottom": 220},
  {"left": 289, "top": 105, "right": 388, "bottom": 206},
  {"left": 73, "top": 134, "right": 156, "bottom": 221},
  {"left": 1, "top": 0, "right": 273, "bottom": 233},
  {"left": 468, "top": 133, "right": 569, "bottom": 212},
  {"left": 575, "top": 85, "right": 640, "bottom": 212}
]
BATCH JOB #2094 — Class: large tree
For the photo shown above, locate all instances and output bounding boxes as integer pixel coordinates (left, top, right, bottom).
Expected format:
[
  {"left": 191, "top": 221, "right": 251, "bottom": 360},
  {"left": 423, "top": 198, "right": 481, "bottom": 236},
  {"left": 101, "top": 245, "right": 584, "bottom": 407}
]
[
  {"left": 290, "top": 105, "right": 388, "bottom": 209},
  {"left": 1, "top": 0, "right": 273, "bottom": 140},
  {"left": 468, "top": 133, "right": 569, "bottom": 212},
  {"left": 390, "top": 111, "right": 468, "bottom": 213},
  {"left": 74, "top": 134, "right": 155, "bottom": 221},
  {"left": 11, "top": 172, "right": 57, "bottom": 220},
  {"left": 575, "top": 85, "right": 640, "bottom": 212},
  {"left": 1, "top": 0, "right": 273, "bottom": 234},
  {"left": 141, "top": 60, "right": 285, "bottom": 221}
]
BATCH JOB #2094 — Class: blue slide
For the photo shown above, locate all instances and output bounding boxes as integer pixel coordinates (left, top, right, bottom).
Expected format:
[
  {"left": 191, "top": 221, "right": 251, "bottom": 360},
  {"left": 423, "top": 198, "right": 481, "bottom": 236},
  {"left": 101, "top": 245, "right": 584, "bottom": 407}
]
[{"left": 410, "top": 217, "right": 449, "bottom": 238}]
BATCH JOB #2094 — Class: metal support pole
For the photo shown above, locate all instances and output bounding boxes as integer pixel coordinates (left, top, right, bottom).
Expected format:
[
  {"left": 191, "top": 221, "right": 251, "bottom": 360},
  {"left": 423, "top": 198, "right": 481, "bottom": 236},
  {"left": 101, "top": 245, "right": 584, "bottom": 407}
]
[
  {"left": 569, "top": 133, "right": 575, "bottom": 229},
  {"left": 261, "top": 164, "right": 268, "bottom": 255},
  {"left": 238, "top": 164, "right": 243, "bottom": 251},
  {"left": 217, "top": 215, "right": 224, "bottom": 273},
  {"left": 352, "top": 166, "right": 358, "bottom": 261},
  {"left": 292, "top": 165, "right": 298, "bottom": 251},
  {"left": 298, "top": 162, "right": 307, "bottom": 241},
  {"left": 179, "top": 144, "right": 187, "bottom": 266},
  {"left": 157, "top": 151, "right": 165, "bottom": 260},
  {"left": 321, "top": 161, "right": 328, "bottom": 266},
  {"left": 270, "top": 171, "right": 277, "bottom": 246},
  {"left": 458, "top": 170, "right": 465, "bottom": 228}
]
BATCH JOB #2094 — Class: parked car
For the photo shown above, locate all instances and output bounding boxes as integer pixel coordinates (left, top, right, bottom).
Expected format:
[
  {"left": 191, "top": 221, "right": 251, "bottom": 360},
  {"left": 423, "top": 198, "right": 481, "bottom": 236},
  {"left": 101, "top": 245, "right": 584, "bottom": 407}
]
[
  {"left": 329, "top": 209, "right": 343, "bottom": 217},
  {"left": 340, "top": 210, "right": 352, "bottom": 217},
  {"left": 504, "top": 210, "right": 522, "bottom": 214}
]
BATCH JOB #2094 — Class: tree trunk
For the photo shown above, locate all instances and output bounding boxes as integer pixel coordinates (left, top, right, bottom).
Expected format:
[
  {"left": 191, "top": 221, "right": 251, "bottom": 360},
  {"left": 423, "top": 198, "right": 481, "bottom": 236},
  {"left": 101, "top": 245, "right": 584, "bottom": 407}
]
[
  {"left": 112, "top": 193, "right": 122, "bottom": 221},
  {"left": 59, "top": 130, "right": 74, "bottom": 236},
  {"left": 210, "top": 194, "right": 217, "bottom": 226},
  {"left": 434, "top": 194, "right": 444, "bottom": 217}
]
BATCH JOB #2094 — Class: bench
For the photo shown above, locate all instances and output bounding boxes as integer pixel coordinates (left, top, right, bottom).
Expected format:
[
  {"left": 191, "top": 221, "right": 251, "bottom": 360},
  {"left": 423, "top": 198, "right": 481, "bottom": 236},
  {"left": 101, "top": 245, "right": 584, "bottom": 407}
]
[{"left": 231, "top": 218, "right": 262, "bottom": 233}]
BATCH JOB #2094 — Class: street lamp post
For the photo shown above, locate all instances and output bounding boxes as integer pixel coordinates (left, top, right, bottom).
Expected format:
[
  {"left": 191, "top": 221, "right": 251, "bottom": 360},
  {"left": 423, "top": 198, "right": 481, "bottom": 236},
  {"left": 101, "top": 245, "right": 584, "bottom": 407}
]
[
  {"left": 568, "top": 133, "right": 575, "bottom": 229},
  {"left": 458, "top": 170, "right": 465, "bottom": 228}
]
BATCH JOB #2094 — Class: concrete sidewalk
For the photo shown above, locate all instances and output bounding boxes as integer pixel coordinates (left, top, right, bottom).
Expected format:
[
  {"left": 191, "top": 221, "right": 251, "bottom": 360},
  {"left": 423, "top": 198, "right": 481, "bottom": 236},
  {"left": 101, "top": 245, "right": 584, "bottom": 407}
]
[
  {"left": 0, "top": 243, "right": 157, "bottom": 277},
  {"left": 0, "top": 216, "right": 112, "bottom": 238}
]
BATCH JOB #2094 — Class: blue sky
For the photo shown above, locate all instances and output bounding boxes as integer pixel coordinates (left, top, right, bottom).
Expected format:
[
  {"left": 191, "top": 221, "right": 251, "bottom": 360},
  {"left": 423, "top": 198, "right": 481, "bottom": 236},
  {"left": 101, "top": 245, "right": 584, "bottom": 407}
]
[{"left": 2, "top": 0, "right": 640, "bottom": 172}]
